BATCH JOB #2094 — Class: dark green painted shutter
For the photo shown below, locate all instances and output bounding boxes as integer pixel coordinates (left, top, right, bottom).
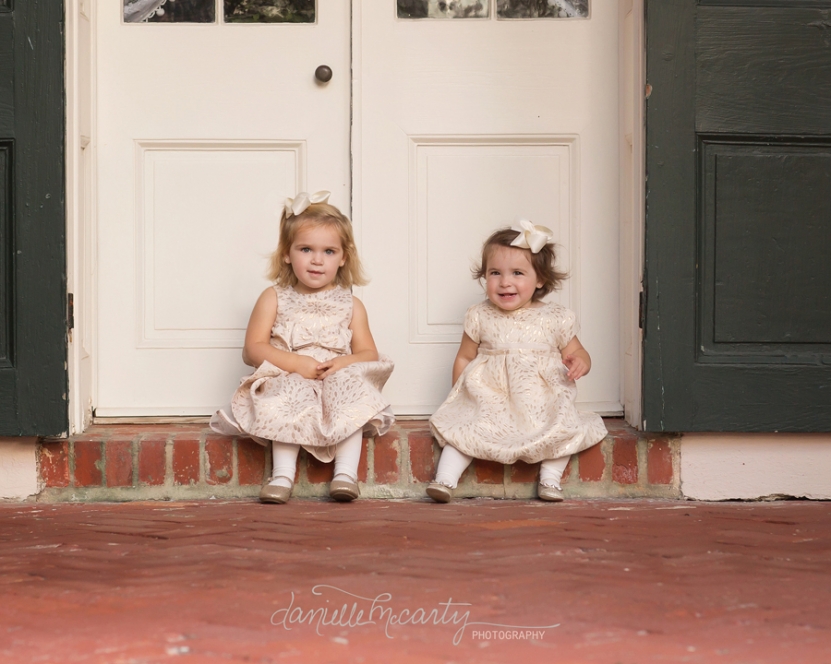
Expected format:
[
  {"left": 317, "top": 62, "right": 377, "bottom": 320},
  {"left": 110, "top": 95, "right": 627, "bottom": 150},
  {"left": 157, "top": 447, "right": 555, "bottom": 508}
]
[
  {"left": 644, "top": 0, "right": 831, "bottom": 432},
  {"left": 0, "top": 0, "right": 67, "bottom": 435}
]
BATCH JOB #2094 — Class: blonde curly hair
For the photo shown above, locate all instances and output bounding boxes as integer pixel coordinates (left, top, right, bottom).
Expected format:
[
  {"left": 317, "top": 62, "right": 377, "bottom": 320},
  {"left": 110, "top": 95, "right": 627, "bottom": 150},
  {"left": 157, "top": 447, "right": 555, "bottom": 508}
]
[{"left": 267, "top": 202, "right": 367, "bottom": 289}]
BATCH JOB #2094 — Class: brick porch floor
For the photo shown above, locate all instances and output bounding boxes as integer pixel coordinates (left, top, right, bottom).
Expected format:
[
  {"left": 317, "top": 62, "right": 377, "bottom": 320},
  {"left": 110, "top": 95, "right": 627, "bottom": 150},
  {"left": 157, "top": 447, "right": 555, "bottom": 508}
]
[{"left": 1, "top": 499, "right": 829, "bottom": 663}]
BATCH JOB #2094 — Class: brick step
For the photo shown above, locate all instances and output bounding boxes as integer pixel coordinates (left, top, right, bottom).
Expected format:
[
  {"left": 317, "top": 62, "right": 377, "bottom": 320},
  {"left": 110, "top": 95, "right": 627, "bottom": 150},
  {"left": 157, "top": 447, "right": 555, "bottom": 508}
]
[{"left": 37, "top": 419, "right": 680, "bottom": 501}]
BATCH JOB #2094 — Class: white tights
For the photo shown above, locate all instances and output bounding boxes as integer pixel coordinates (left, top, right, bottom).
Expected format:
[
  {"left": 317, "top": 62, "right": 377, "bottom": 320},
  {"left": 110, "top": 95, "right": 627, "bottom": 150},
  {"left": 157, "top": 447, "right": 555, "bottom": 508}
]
[
  {"left": 433, "top": 445, "right": 473, "bottom": 488},
  {"left": 433, "top": 444, "right": 571, "bottom": 490},
  {"left": 539, "top": 455, "right": 570, "bottom": 489},
  {"left": 268, "top": 429, "right": 363, "bottom": 488}
]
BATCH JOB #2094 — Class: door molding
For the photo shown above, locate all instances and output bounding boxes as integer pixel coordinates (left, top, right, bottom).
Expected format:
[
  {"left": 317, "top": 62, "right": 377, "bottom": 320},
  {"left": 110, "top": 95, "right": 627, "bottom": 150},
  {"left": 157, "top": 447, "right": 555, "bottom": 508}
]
[
  {"left": 66, "top": 0, "right": 96, "bottom": 434},
  {"left": 619, "top": 0, "right": 645, "bottom": 428},
  {"left": 406, "top": 133, "right": 580, "bottom": 344}
]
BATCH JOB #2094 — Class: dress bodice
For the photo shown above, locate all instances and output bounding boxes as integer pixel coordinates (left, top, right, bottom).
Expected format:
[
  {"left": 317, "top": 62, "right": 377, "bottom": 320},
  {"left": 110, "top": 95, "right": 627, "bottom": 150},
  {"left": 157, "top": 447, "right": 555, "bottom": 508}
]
[
  {"left": 270, "top": 285, "right": 353, "bottom": 355},
  {"left": 465, "top": 300, "right": 579, "bottom": 352}
]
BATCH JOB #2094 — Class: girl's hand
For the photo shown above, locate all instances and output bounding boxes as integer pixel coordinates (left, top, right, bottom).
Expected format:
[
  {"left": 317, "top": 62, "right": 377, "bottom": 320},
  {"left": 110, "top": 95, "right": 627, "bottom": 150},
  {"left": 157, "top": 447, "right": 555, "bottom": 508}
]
[
  {"left": 560, "top": 335, "right": 592, "bottom": 381},
  {"left": 563, "top": 354, "right": 589, "bottom": 381},
  {"left": 317, "top": 356, "right": 351, "bottom": 379},
  {"left": 308, "top": 297, "right": 381, "bottom": 380},
  {"left": 293, "top": 355, "right": 324, "bottom": 380}
]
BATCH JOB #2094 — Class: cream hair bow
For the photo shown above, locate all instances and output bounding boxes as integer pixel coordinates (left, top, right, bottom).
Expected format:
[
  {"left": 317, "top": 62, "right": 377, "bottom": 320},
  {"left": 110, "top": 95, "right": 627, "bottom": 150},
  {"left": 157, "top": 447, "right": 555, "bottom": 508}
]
[
  {"left": 510, "top": 219, "right": 554, "bottom": 254},
  {"left": 284, "top": 190, "right": 330, "bottom": 218}
]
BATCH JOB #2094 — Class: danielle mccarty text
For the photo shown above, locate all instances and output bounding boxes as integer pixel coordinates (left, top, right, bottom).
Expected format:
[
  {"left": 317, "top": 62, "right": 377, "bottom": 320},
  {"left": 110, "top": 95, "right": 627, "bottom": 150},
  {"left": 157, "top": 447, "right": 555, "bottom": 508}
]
[{"left": 270, "top": 585, "right": 558, "bottom": 645}]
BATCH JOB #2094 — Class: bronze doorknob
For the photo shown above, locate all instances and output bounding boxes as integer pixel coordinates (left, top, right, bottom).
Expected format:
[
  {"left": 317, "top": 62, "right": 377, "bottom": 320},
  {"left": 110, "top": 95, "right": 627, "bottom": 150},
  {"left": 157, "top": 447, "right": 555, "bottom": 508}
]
[{"left": 315, "top": 65, "right": 333, "bottom": 83}]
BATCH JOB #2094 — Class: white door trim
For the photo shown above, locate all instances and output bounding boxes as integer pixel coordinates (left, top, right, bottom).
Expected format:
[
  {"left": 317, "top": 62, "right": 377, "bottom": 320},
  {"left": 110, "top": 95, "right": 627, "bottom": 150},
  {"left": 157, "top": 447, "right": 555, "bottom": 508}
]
[
  {"left": 66, "top": 0, "right": 97, "bottom": 434},
  {"left": 619, "top": 0, "right": 645, "bottom": 428}
]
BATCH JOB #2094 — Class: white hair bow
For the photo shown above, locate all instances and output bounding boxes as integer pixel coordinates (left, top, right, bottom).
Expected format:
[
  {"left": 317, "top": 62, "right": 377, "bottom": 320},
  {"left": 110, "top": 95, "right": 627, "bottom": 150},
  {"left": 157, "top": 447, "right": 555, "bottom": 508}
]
[
  {"left": 510, "top": 219, "right": 554, "bottom": 254},
  {"left": 284, "top": 190, "right": 330, "bottom": 218}
]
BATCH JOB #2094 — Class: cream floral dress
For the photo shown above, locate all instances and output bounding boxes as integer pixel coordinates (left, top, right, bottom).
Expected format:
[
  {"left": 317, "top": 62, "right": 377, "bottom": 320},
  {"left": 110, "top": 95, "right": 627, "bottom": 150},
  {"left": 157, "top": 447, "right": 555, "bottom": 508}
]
[
  {"left": 210, "top": 286, "right": 394, "bottom": 462},
  {"left": 429, "top": 300, "right": 607, "bottom": 464}
]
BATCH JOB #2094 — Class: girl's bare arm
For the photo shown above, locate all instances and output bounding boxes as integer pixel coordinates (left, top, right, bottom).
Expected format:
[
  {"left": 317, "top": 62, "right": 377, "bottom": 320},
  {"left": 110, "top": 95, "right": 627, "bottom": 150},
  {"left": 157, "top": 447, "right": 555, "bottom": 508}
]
[
  {"left": 452, "top": 332, "right": 480, "bottom": 385},
  {"left": 242, "top": 288, "right": 320, "bottom": 379}
]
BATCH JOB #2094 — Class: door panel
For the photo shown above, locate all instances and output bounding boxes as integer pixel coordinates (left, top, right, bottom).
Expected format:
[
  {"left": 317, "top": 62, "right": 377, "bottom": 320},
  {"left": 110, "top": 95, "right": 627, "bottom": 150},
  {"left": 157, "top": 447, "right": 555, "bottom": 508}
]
[
  {"left": 96, "top": 2, "right": 349, "bottom": 416},
  {"left": 359, "top": 0, "right": 622, "bottom": 415},
  {"left": 696, "top": 6, "right": 831, "bottom": 135},
  {"left": 0, "top": 0, "right": 67, "bottom": 435},
  {"left": 644, "top": 0, "right": 831, "bottom": 431}
]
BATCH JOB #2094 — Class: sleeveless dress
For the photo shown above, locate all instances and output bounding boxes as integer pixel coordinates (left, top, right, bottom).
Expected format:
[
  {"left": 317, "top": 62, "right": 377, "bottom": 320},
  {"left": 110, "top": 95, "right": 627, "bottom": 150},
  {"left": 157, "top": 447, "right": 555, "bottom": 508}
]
[
  {"left": 210, "top": 286, "right": 395, "bottom": 462},
  {"left": 429, "top": 300, "right": 607, "bottom": 464}
]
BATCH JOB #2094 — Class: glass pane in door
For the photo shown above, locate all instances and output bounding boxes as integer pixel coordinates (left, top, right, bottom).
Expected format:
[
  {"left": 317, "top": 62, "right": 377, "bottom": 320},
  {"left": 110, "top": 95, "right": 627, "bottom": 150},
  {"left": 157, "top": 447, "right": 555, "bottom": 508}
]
[
  {"left": 398, "top": 0, "right": 489, "bottom": 19},
  {"left": 124, "top": 0, "right": 216, "bottom": 23},
  {"left": 497, "top": 0, "right": 589, "bottom": 19},
  {"left": 224, "top": 0, "right": 316, "bottom": 23}
]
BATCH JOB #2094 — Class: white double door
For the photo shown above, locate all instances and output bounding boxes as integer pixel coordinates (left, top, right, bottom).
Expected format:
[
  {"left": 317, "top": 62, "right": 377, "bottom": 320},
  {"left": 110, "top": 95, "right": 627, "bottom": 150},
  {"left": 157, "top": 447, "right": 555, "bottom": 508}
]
[{"left": 96, "top": 0, "right": 622, "bottom": 417}]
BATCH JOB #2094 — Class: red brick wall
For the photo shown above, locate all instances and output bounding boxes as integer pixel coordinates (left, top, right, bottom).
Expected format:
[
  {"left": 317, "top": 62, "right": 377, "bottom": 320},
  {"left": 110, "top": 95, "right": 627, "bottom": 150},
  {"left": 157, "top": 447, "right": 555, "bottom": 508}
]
[{"left": 37, "top": 420, "right": 680, "bottom": 501}]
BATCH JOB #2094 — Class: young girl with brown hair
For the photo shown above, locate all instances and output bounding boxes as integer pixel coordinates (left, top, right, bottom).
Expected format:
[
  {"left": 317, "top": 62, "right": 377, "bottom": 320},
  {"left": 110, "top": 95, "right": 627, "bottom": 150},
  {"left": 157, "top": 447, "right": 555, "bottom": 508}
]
[{"left": 428, "top": 222, "right": 607, "bottom": 502}]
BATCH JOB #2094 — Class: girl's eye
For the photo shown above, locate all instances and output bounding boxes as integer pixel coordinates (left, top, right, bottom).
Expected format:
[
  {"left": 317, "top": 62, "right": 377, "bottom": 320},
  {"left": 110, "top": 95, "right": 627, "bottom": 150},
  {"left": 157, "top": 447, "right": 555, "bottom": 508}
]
[
  {"left": 514, "top": 271, "right": 524, "bottom": 276},
  {"left": 325, "top": 249, "right": 335, "bottom": 255},
  {"left": 299, "top": 247, "right": 310, "bottom": 252}
]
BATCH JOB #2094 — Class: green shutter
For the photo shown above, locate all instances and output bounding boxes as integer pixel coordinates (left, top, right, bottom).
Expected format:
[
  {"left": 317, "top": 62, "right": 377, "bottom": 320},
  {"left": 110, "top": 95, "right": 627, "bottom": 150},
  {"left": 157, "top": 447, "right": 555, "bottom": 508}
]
[
  {"left": 0, "top": 0, "right": 67, "bottom": 435},
  {"left": 644, "top": 0, "right": 831, "bottom": 432}
]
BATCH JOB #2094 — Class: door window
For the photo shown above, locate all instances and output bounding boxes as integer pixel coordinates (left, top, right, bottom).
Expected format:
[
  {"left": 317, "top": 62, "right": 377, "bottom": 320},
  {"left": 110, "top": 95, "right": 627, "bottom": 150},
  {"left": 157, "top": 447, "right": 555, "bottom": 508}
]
[
  {"left": 123, "top": 0, "right": 315, "bottom": 23},
  {"left": 396, "top": 0, "right": 589, "bottom": 19}
]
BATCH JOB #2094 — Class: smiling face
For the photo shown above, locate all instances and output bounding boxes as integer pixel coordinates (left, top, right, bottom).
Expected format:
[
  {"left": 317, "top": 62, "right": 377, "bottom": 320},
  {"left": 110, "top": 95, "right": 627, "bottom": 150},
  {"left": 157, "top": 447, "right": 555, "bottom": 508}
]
[
  {"left": 285, "top": 222, "right": 346, "bottom": 293},
  {"left": 484, "top": 245, "right": 543, "bottom": 312}
]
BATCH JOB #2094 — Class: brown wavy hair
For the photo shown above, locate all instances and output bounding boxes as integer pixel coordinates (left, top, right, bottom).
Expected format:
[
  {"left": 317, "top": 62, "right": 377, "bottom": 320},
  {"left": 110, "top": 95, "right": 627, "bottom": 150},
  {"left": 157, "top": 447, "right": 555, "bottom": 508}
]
[
  {"left": 473, "top": 227, "right": 567, "bottom": 300},
  {"left": 267, "top": 202, "right": 368, "bottom": 288}
]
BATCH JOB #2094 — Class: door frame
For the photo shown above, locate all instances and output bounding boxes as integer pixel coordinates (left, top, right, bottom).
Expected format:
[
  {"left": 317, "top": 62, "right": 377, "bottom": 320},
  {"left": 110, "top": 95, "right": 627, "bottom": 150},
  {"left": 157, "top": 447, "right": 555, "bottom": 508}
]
[
  {"left": 65, "top": 0, "right": 646, "bottom": 434},
  {"left": 66, "top": 0, "right": 96, "bottom": 433},
  {"left": 617, "top": 0, "right": 645, "bottom": 429}
]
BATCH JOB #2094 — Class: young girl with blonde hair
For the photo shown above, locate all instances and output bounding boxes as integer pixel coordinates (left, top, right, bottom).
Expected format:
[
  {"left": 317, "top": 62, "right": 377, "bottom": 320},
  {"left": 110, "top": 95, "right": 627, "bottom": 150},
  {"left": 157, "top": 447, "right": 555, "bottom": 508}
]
[{"left": 211, "top": 191, "right": 394, "bottom": 503}]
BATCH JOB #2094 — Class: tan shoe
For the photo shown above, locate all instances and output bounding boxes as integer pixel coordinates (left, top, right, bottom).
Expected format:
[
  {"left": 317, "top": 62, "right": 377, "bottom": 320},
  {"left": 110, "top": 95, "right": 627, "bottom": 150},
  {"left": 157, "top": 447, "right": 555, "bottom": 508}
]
[
  {"left": 329, "top": 478, "right": 360, "bottom": 502},
  {"left": 259, "top": 482, "right": 292, "bottom": 504},
  {"left": 538, "top": 483, "right": 564, "bottom": 502},
  {"left": 426, "top": 482, "right": 453, "bottom": 503}
]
